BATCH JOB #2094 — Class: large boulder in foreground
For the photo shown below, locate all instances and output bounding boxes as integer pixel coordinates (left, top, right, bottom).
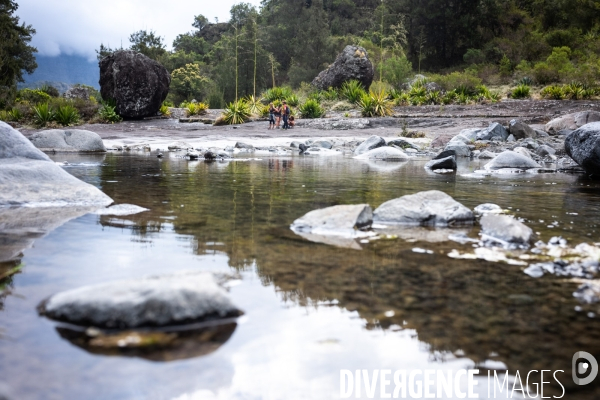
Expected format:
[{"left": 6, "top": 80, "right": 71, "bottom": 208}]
[
  {"left": 99, "top": 50, "right": 170, "bottom": 119},
  {"left": 545, "top": 111, "right": 600, "bottom": 135},
  {"left": 484, "top": 150, "right": 541, "bottom": 170},
  {"left": 509, "top": 119, "right": 536, "bottom": 140},
  {"left": 373, "top": 190, "right": 474, "bottom": 227},
  {"left": 0, "top": 122, "right": 113, "bottom": 206},
  {"left": 565, "top": 122, "right": 600, "bottom": 176},
  {"left": 311, "top": 45, "right": 374, "bottom": 90},
  {"left": 28, "top": 129, "right": 106, "bottom": 152},
  {"left": 39, "top": 271, "right": 242, "bottom": 329},
  {"left": 480, "top": 214, "right": 533, "bottom": 246}
]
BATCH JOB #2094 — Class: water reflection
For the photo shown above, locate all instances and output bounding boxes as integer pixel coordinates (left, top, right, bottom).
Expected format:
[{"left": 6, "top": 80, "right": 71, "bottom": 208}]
[{"left": 0, "top": 152, "right": 599, "bottom": 399}]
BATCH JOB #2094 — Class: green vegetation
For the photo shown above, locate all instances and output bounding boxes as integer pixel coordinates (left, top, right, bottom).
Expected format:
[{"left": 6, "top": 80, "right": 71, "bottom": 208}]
[
  {"left": 54, "top": 104, "right": 80, "bottom": 126},
  {"left": 222, "top": 99, "right": 251, "bottom": 124},
  {"left": 359, "top": 90, "right": 393, "bottom": 117},
  {"left": 511, "top": 84, "right": 531, "bottom": 99},
  {"left": 341, "top": 80, "right": 367, "bottom": 104},
  {"left": 32, "top": 103, "right": 55, "bottom": 126},
  {"left": 299, "top": 99, "right": 325, "bottom": 119},
  {"left": 98, "top": 102, "right": 122, "bottom": 123}
]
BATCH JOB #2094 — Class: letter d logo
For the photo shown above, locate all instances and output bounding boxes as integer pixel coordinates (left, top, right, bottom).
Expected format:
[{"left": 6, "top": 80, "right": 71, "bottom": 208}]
[{"left": 572, "top": 351, "right": 598, "bottom": 385}]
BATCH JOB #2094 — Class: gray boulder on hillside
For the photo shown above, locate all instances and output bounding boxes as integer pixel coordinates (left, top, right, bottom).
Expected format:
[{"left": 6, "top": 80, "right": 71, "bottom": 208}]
[
  {"left": 63, "top": 86, "right": 91, "bottom": 100},
  {"left": 545, "top": 111, "right": 600, "bottom": 135},
  {"left": 39, "top": 271, "right": 242, "bottom": 329},
  {"left": 99, "top": 50, "right": 170, "bottom": 119},
  {"left": 484, "top": 150, "right": 541, "bottom": 170},
  {"left": 354, "top": 135, "right": 385, "bottom": 155},
  {"left": 0, "top": 122, "right": 113, "bottom": 207},
  {"left": 565, "top": 121, "right": 600, "bottom": 176},
  {"left": 28, "top": 129, "right": 106, "bottom": 152},
  {"left": 509, "top": 120, "right": 536, "bottom": 139},
  {"left": 476, "top": 122, "right": 509, "bottom": 141},
  {"left": 480, "top": 214, "right": 533, "bottom": 246},
  {"left": 373, "top": 190, "right": 474, "bottom": 226},
  {"left": 311, "top": 45, "right": 375, "bottom": 90}
]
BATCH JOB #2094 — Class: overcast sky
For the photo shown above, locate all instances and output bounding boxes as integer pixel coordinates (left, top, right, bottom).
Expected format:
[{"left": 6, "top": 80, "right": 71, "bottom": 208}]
[{"left": 16, "top": 0, "right": 263, "bottom": 61}]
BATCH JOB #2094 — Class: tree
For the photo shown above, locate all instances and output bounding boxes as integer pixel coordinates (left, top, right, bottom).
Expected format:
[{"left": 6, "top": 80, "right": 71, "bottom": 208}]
[
  {"left": 0, "top": 0, "right": 37, "bottom": 106},
  {"left": 129, "top": 30, "right": 166, "bottom": 60},
  {"left": 170, "top": 63, "right": 211, "bottom": 103}
]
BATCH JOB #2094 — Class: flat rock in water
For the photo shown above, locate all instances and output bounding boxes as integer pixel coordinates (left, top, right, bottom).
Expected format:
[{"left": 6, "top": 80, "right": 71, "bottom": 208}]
[
  {"left": 29, "top": 129, "right": 106, "bottom": 152},
  {"left": 484, "top": 150, "right": 541, "bottom": 170},
  {"left": 0, "top": 122, "right": 113, "bottom": 207},
  {"left": 480, "top": 214, "right": 533, "bottom": 246},
  {"left": 291, "top": 204, "right": 372, "bottom": 233},
  {"left": 425, "top": 154, "right": 456, "bottom": 170},
  {"left": 373, "top": 190, "right": 474, "bottom": 227},
  {"left": 474, "top": 203, "right": 502, "bottom": 215},
  {"left": 545, "top": 111, "right": 600, "bottom": 135},
  {"left": 354, "top": 147, "right": 409, "bottom": 161},
  {"left": 354, "top": 135, "right": 385, "bottom": 155},
  {"left": 565, "top": 122, "right": 600, "bottom": 176},
  {"left": 39, "top": 271, "right": 242, "bottom": 329},
  {"left": 312, "top": 140, "right": 333, "bottom": 149}
]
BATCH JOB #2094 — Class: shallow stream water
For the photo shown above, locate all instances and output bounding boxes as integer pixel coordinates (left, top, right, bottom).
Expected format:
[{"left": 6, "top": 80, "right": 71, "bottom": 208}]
[{"left": 0, "top": 152, "right": 599, "bottom": 399}]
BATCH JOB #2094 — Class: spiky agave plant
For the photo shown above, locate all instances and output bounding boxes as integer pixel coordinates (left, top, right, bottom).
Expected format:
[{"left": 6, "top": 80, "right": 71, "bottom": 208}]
[
  {"left": 359, "top": 90, "right": 393, "bottom": 117},
  {"left": 341, "top": 80, "right": 367, "bottom": 104},
  {"left": 540, "top": 85, "right": 565, "bottom": 100},
  {"left": 32, "top": 103, "right": 55, "bottom": 126},
  {"left": 55, "top": 104, "right": 79, "bottom": 126},
  {"left": 222, "top": 99, "right": 251, "bottom": 124},
  {"left": 245, "top": 95, "right": 263, "bottom": 114},
  {"left": 299, "top": 99, "right": 325, "bottom": 119},
  {"left": 511, "top": 84, "right": 531, "bottom": 99}
]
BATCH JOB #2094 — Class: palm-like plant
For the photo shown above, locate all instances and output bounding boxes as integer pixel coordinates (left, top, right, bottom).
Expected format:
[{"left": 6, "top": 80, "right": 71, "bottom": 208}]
[
  {"left": 359, "top": 90, "right": 393, "bottom": 117},
  {"left": 32, "top": 103, "right": 55, "bottom": 126},
  {"left": 299, "top": 99, "right": 325, "bottom": 119},
  {"left": 55, "top": 105, "right": 79, "bottom": 126},
  {"left": 341, "top": 80, "right": 367, "bottom": 104},
  {"left": 222, "top": 100, "right": 251, "bottom": 124}
]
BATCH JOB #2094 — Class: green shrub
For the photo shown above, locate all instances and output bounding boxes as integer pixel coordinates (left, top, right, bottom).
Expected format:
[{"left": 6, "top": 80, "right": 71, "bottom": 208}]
[
  {"left": 463, "top": 48, "right": 486, "bottom": 65},
  {"left": 159, "top": 105, "right": 171, "bottom": 116},
  {"left": 163, "top": 101, "right": 174, "bottom": 107},
  {"left": 432, "top": 71, "right": 482, "bottom": 93},
  {"left": 517, "top": 77, "right": 534, "bottom": 86},
  {"left": 207, "top": 92, "right": 224, "bottom": 109},
  {"left": 40, "top": 85, "right": 60, "bottom": 97},
  {"left": 55, "top": 105, "right": 79, "bottom": 126},
  {"left": 499, "top": 54, "right": 512, "bottom": 77},
  {"left": 0, "top": 110, "right": 9, "bottom": 122},
  {"left": 186, "top": 102, "right": 208, "bottom": 116},
  {"left": 17, "top": 88, "right": 51, "bottom": 105},
  {"left": 98, "top": 102, "right": 122, "bottom": 123},
  {"left": 540, "top": 85, "right": 565, "bottom": 99},
  {"left": 285, "top": 94, "right": 299, "bottom": 107},
  {"left": 299, "top": 99, "right": 325, "bottom": 118},
  {"left": 358, "top": 90, "right": 393, "bottom": 117},
  {"left": 533, "top": 62, "right": 558, "bottom": 84},
  {"left": 262, "top": 86, "right": 293, "bottom": 103},
  {"left": 380, "top": 55, "right": 413, "bottom": 87},
  {"left": 395, "top": 92, "right": 411, "bottom": 106},
  {"left": 32, "top": 103, "right": 55, "bottom": 126},
  {"left": 408, "top": 85, "right": 426, "bottom": 98},
  {"left": 563, "top": 83, "right": 584, "bottom": 100},
  {"left": 245, "top": 95, "right": 262, "bottom": 114},
  {"left": 322, "top": 87, "right": 339, "bottom": 101},
  {"left": 425, "top": 90, "right": 442, "bottom": 105},
  {"left": 308, "top": 91, "right": 323, "bottom": 103},
  {"left": 442, "top": 90, "right": 457, "bottom": 105},
  {"left": 222, "top": 100, "right": 251, "bottom": 124},
  {"left": 511, "top": 84, "right": 531, "bottom": 99},
  {"left": 341, "top": 80, "right": 367, "bottom": 104}
]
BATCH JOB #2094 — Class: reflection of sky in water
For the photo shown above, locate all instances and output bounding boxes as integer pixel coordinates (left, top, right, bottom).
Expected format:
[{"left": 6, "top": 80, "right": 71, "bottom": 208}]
[{"left": 1, "top": 153, "right": 599, "bottom": 399}]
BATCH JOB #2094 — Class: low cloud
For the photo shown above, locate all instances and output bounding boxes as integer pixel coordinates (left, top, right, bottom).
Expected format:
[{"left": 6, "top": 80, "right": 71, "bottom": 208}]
[{"left": 16, "top": 0, "right": 261, "bottom": 61}]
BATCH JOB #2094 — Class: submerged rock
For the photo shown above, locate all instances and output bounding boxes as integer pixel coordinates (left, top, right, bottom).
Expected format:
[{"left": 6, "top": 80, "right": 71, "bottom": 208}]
[
  {"left": 373, "top": 190, "right": 474, "bottom": 227},
  {"left": 39, "top": 271, "right": 243, "bottom": 329},
  {"left": 484, "top": 150, "right": 541, "bottom": 170},
  {"left": 99, "top": 50, "right": 170, "bottom": 119},
  {"left": 564, "top": 122, "right": 600, "bottom": 176},
  {"left": 94, "top": 204, "right": 149, "bottom": 216},
  {"left": 311, "top": 45, "right": 374, "bottom": 90},
  {"left": 291, "top": 204, "right": 373, "bottom": 233},
  {"left": 545, "top": 111, "right": 600, "bottom": 135},
  {"left": 311, "top": 140, "right": 333, "bottom": 149},
  {"left": 0, "top": 122, "right": 113, "bottom": 207},
  {"left": 354, "top": 135, "right": 386, "bottom": 155},
  {"left": 573, "top": 282, "right": 600, "bottom": 304},
  {"left": 29, "top": 129, "right": 106, "bottom": 152},
  {"left": 474, "top": 203, "right": 502, "bottom": 215},
  {"left": 354, "top": 146, "right": 408, "bottom": 161},
  {"left": 480, "top": 214, "right": 533, "bottom": 247}
]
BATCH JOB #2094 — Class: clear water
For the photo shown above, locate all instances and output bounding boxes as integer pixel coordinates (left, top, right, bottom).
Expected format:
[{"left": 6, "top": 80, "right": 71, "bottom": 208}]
[{"left": 0, "top": 152, "right": 599, "bottom": 399}]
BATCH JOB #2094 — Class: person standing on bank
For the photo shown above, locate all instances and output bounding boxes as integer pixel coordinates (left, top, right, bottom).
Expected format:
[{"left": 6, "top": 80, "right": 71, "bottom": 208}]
[
  {"left": 268, "top": 102, "right": 276, "bottom": 129},
  {"left": 282, "top": 101, "right": 290, "bottom": 130},
  {"left": 274, "top": 103, "right": 282, "bottom": 129}
]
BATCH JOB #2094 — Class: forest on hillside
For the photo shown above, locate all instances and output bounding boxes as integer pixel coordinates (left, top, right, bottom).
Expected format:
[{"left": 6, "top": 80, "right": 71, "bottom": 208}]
[{"left": 95, "top": 0, "right": 600, "bottom": 105}]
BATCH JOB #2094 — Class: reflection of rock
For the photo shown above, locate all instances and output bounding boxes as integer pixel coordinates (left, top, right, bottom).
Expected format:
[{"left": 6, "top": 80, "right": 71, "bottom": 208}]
[
  {"left": 0, "top": 206, "right": 97, "bottom": 262},
  {"left": 374, "top": 190, "right": 474, "bottom": 227},
  {"left": 56, "top": 321, "right": 237, "bottom": 362},
  {"left": 94, "top": 204, "right": 149, "bottom": 216},
  {"left": 28, "top": 129, "right": 106, "bottom": 152},
  {"left": 354, "top": 146, "right": 409, "bottom": 161},
  {"left": 373, "top": 226, "right": 471, "bottom": 243},
  {"left": 0, "top": 122, "right": 113, "bottom": 207},
  {"left": 292, "top": 231, "right": 364, "bottom": 250},
  {"left": 39, "top": 271, "right": 243, "bottom": 329}
]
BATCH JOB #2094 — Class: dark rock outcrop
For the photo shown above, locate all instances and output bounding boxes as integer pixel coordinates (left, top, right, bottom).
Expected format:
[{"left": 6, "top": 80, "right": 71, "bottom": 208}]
[
  {"left": 99, "top": 50, "right": 170, "bottom": 119},
  {"left": 565, "top": 122, "right": 600, "bottom": 176},
  {"left": 425, "top": 150, "right": 457, "bottom": 170},
  {"left": 311, "top": 46, "right": 374, "bottom": 90},
  {"left": 508, "top": 119, "right": 536, "bottom": 140}
]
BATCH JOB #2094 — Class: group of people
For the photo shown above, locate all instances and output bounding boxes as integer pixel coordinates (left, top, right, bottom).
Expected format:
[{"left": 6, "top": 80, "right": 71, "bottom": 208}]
[{"left": 268, "top": 101, "right": 295, "bottom": 130}]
